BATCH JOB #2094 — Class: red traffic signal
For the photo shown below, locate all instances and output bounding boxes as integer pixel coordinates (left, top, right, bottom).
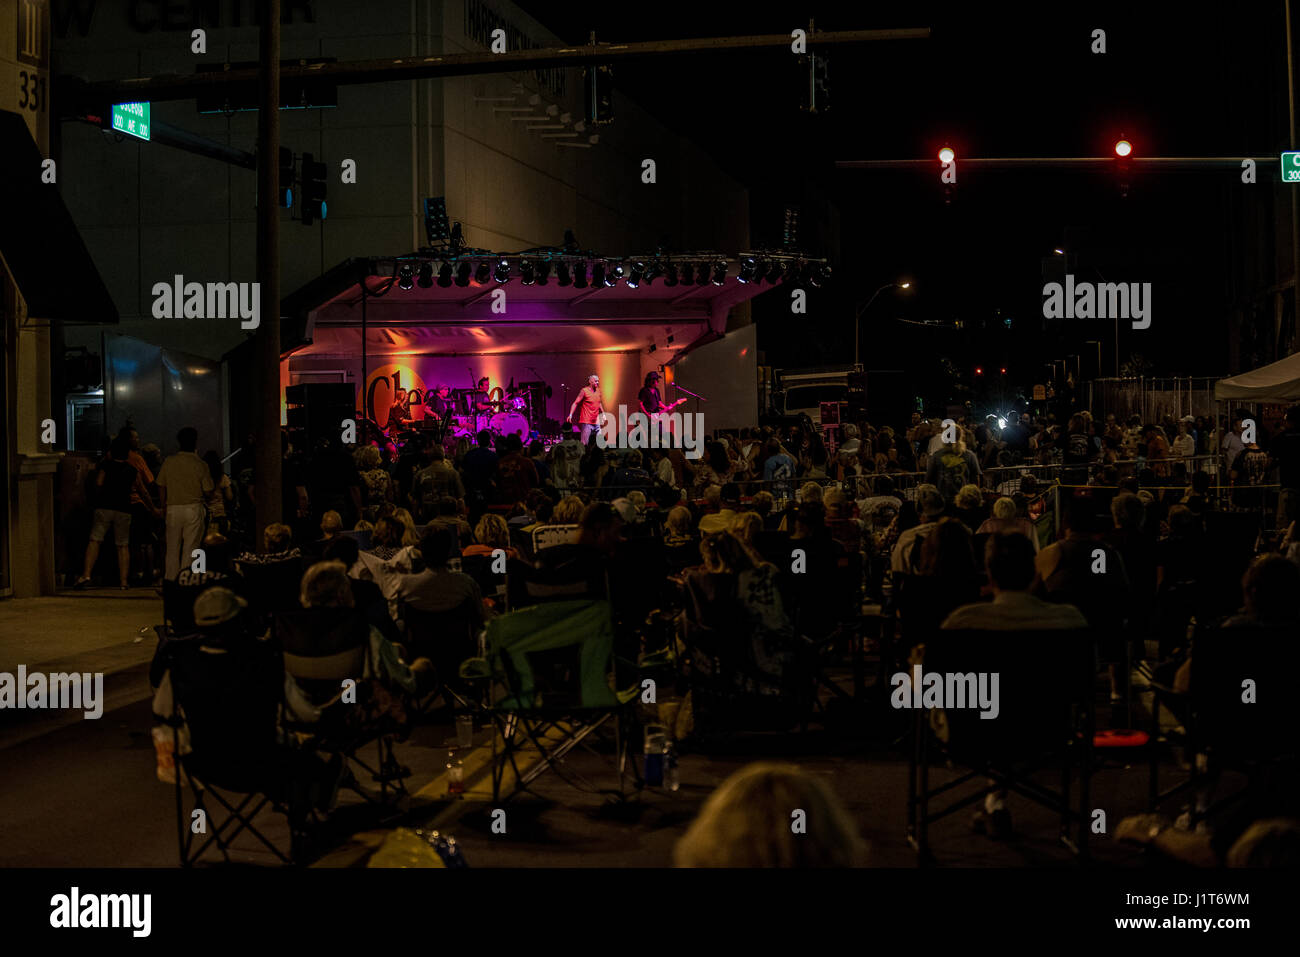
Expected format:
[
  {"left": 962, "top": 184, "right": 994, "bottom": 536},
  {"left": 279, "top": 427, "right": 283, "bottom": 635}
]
[
  {"left": 1000, "top": 366, "right": 1008, "bottom": 375},
  {"left": 974, "top": 366, "right": 984, "bottom": 376},
  {"left": 1114, "top": 139, "right": 1132, "bottom": 157}
]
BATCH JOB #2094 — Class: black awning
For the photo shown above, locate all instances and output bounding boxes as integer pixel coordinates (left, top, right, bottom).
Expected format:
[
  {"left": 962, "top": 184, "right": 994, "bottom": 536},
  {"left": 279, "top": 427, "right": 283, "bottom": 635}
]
[{"left": 0, "top": 109, "right": 118, "bottom": 323}]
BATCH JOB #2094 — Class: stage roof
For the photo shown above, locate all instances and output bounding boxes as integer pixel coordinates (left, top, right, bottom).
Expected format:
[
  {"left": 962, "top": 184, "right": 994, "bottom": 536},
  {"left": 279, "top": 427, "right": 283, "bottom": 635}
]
[{"left": 282, "top": 257, "right": 785, "bottom": 358}]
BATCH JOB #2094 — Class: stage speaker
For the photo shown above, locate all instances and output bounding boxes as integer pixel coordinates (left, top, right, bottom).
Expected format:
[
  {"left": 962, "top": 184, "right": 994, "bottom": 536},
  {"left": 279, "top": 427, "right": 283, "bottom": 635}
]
[{"left": 286, "top": 382, "right": 356, "bottom": 448}]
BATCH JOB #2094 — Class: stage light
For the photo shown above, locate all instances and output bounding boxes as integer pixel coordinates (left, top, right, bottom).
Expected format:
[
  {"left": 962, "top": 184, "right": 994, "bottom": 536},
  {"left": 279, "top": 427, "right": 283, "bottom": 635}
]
[
  {"left": 437, "top": 262, "right": 453, "bottom": 287},
  {"left": 475, "top": 261, "right": 490, "bottom": 284},
  {"left": 416, "top": 262, "right": 434, "bottom": 288},
  {"left": 609, "top": 261, "right": 624, "bottom": 284},
  {"left": 766, "top": 261, "right": 785, "bottom": 284},
  {"left": 738, "top": 256, "right": 757, "bottom": 283},
  {"left": 493, "top": 258, "right": 511, "bottom": 283},
  {"left": 678, "top": 262, "right": 693, "bottom": 285},
  {"left": 573, "top": 261, "right": 589, "bottom": 289},
  {"left": 695, "top": 262, "right": 710, "bottom": 286},
  {"left": 661, "top": 262, "right": 677, "bottom": 287},
  {"left": 557, "top": 261, "right": 573, "bottom": 286},
  {"left": 536, "top": 261, "right": 551, "bottom": 285},
  {"left": 455, "top": 261, "right": 471, "bottom": 287},
  {"left": 808, "top": 263, "right": 830, "bottom": 288},
  {"left": 938, "top": 146, "right": 955, "bottom": 164},
  {"left": 711, "top": 261, "right": 727, "bottom": 285},
  {"left": 519, "top": 259, "right": 536, "bottom": 285},
  {"left": 591, "top": 262, "right": 610, "bottom": 287},
  {"left": 1114, "top": 139, "right": 1132, "bottom": 158},
  {"left": 397, "top": 263, "right": 414, "bottom": 290},
  {"left": 627, "top": 261, "right": 645, "bottom": 288}
]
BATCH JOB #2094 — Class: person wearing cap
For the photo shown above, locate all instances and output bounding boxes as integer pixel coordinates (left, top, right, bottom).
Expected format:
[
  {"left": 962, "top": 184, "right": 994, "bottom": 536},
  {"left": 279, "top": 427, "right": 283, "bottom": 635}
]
[
  {"left": 638, "top": 371, "right": 664, "bottom": 417},
  {"left": 891, "top": 484, "right": 946, "bottom": 574},
  {"left": 152, "top": 586, "right": 345, "bottom": 816}
]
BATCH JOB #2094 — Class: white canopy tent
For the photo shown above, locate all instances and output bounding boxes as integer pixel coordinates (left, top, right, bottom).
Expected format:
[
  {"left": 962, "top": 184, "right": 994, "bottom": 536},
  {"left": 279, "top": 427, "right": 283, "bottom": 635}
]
[{"left": 1215, "top": 352, "right": 1300, "bottom": 403}]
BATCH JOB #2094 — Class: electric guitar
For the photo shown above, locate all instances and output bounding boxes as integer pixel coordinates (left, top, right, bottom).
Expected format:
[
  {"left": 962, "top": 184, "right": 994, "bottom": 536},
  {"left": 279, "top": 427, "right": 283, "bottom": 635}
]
[{"left": 648, "top": 397, "right": 689, "bottom": 424}]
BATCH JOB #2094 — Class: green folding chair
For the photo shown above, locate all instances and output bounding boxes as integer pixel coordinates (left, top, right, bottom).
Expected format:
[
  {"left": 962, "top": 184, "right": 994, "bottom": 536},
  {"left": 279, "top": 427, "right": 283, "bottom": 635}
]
[{"left": 460, "top": 599, "right": 641, "bottom": 802}]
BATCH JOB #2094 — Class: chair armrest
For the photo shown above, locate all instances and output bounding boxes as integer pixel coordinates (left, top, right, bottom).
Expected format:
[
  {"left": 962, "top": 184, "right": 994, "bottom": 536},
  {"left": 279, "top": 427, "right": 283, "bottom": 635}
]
[
  {"left": 458, "top": 657, "right": 491, "bottom": 680},
  {"left": 638, "top": 648, "right": 676, "bottom": 670}
]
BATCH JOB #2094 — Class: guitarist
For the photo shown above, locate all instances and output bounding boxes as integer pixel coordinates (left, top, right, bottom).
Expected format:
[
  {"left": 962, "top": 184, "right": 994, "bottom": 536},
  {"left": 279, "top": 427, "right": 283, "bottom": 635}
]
[{"left": 639, "top": 371, "right": 686, "bottom": 442}]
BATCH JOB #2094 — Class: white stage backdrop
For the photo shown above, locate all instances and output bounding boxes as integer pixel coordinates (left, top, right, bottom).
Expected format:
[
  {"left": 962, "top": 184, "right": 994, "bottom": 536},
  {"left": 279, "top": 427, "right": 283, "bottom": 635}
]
[{"left": 666, "top": 323, "right": 757, "bottom": 432}]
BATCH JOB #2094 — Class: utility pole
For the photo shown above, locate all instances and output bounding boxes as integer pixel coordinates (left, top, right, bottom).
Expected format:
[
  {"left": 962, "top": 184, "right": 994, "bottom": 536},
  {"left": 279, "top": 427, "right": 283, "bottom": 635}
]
[
  {"left": 1287, "top": 0, "right": 1298, "bottom": 361},
  {"left": 254, "top": 0, "right": 282, "bottom": 549}
]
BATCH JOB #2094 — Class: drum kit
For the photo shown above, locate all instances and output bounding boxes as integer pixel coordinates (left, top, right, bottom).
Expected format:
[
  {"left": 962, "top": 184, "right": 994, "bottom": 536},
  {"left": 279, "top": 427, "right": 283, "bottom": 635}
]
[{"left": 446, "top": 385, "right": 536, "bottom": 443}]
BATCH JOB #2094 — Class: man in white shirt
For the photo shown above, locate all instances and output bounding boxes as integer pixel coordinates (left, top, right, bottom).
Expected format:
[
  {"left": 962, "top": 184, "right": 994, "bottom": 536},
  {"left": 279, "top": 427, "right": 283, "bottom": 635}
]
[
  {"left": 1220, "top": 413, "right": 1247, "bottom": 474},
  {"left": 941, "top": 532, "right": 1087, "bottom": 632},
  {"left": 156, "top": 426, "right": 214, "bottom": 580}
]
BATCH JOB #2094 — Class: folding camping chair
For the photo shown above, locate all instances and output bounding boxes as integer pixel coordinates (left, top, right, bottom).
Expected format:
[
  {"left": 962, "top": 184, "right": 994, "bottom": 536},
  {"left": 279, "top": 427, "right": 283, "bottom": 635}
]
[
  {"left": 1147, "top": 622, "right": 1300, "bottom": 825},
  {"left": 459, "top": 598, "right": 640, "bottom": 803},
  {"left": 163, "top": 636, "right": 305, "bottom": 866},
  {"left": 275, "top": 608, "right": 412, "bottom": 806},
  {"left": 907, "top": 627, "right": 1096, "bottom": 864}
]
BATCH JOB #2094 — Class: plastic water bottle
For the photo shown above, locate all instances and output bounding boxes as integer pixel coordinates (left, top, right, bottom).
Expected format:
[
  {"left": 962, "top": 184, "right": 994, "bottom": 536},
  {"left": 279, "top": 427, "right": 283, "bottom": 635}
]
[
  {"left": 447, "top": 751, "right": 465, "bottom": 796},
  {"left": 643, "top": 725, "right": 665, "bottom": 786},
  {"left": 664, "top": 742, "right": 679, "bottom": 792}
]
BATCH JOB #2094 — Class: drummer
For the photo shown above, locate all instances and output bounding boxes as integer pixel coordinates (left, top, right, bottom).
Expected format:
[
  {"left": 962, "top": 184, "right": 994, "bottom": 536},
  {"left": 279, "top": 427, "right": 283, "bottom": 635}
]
[{"left": 473, "top": 376, "right": 494, "bottom": 415}]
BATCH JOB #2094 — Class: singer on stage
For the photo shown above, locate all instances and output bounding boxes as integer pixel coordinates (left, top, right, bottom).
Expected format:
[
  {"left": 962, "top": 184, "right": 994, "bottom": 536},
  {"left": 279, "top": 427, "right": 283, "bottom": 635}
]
[{"left": 568, "top": 374, "right": 605, "bottom": 445}]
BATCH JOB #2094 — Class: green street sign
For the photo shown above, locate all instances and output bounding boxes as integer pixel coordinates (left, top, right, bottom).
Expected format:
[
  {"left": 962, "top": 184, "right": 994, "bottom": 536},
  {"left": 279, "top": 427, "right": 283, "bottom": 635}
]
[
  {"left": 1283, "top": 151, "right": 1300, "bottom": 182},
  {"left": 111, "top": 102, "right": 150, "bottom": 141}
]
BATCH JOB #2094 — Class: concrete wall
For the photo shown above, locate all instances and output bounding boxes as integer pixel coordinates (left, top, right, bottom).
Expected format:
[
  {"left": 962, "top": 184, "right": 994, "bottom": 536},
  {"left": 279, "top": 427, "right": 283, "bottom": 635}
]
[{"left": 54, "top": 0, "right": 749, "bottom": 364}]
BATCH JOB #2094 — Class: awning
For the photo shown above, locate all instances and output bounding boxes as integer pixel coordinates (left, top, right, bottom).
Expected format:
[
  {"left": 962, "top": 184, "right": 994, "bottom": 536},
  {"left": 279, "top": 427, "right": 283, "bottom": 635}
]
[
  {"left": 1214, "top": 352, "right": 1300, "bottom": 403},
  {"left": 0, "top": 110, "right": 118, "bottom": 323}
]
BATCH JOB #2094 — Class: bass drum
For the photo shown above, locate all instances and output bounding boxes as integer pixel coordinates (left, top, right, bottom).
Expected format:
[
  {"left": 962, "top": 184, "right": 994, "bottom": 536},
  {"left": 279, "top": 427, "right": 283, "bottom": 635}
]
[{"left": 489, "top": 411, "right": 529, "bottom": 440}]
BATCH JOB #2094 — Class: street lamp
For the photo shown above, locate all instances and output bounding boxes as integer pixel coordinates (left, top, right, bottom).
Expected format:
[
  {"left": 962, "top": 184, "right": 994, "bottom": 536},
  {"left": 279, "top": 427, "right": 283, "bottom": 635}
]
[{"left": 854, "top": 280, "right": 912, "bottom": 367}]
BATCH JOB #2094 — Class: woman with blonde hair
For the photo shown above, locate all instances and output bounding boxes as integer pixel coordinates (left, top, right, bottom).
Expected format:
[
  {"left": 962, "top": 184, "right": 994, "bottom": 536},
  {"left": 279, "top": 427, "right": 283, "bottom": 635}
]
[
  {"left": 975, "top": 496, "right": 1039, "bottom": 551},
  {"left": 392, "top": 507, "right": 420, "bottom": 546},
  {"left": 674, "top": 762, "right": 866, "bottom": 867},
  {"left": 464, "top": 512, "right": 519, "bottom": 559},
  {"left": 552, "top": 494, "right": 586, "bottom": 524}
]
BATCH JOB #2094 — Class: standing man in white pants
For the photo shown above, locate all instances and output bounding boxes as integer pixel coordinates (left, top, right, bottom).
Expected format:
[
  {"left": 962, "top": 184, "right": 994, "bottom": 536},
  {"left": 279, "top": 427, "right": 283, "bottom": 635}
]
[{"left": 156, "top": 426, "right": 214, "bottom": 580}]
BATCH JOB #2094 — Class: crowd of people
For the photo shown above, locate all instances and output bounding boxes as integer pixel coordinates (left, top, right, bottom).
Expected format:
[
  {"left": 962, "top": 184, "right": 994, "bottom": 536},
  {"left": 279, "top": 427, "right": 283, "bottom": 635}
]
[{"left": 69, "top": 401, "right": 1300, "bottom": 864}]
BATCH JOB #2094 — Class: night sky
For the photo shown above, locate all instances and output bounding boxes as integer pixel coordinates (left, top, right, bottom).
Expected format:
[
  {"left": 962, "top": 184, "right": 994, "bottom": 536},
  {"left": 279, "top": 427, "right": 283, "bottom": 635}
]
[{"left": 520, "top": 2, "right": 1288, "bottom": 402}]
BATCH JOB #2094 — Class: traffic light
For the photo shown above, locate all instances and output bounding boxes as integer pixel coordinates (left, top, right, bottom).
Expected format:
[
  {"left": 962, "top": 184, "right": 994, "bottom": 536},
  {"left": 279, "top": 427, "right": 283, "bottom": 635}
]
[
  {"left": 301, "top": 152, "right": 327, "bottom": 225},
  {"left": 583, "top": 65, "right": 614, "bottom": 125},
  {"left": 974, "top": 365, "right": 984, "bottom": 377},
  {"left": 1114, "top": 137, "right": 1132, "bottom": 198},
  {"left": 277, "top": 147, "right": 293, "bottom": 208},
  {"left": 1000, "top": 366, "right": 1008, "bottom": 375}
]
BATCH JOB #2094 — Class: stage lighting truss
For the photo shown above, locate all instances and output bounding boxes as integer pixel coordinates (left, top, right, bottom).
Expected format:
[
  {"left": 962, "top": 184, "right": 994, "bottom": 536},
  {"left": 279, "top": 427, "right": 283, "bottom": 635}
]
[{"left": 380, "top": 252, "right": 827, "bottom": 294}]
